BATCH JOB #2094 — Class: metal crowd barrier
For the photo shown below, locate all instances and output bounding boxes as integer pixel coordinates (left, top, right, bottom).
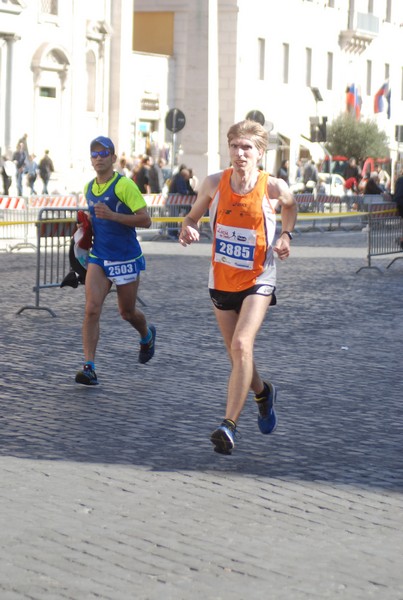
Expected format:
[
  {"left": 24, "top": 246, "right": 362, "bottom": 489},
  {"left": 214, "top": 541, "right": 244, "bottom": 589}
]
[
  {"left": 17, "top": 207, "right": 79, "bottom": 317},
  {"left": 0, "top": 196, "right": 35, "bottom": 251},
  {"left": 5, "top": 193, "right": 402, "bottom": 316},
  {"left": 356, "top": 202, "right": 403, "bottom": 273},
  {"left": 0, "top": 195, "right": 80, "bottom": 252},
  {"left": 294, "top": 193, "right": 393, "bottom": 232},
  {"left": 140, "top": 193, "right": 206, "bottom": 240},
  {"left": 294, "top": 193, "right": 352, "bottom": 231}
]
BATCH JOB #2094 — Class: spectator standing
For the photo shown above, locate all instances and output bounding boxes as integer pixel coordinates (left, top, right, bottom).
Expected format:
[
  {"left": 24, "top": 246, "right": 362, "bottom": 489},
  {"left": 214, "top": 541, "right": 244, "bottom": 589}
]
[
  {"left": 12, "top": 142, "right": 27, "bottom": 196},
  {"left": 375, "top": 163, "right": 390, "bottom": 191},
  {"left": 277, "top": 159, "right": 289, "bottom": 184},
  {"left": 343, "top": 157, "right": 361, "bottom": 184},
  {"left": 116, "top": 156, "right": 130, "bottom": 177},
  {"left": 159, "top": 157, "right": 172, "bottom": 184},
  {"left": 393, "top": 174, "right": 403, "bottom": 248},
  {"left": 18, "top": 133, "right": 29, "bottom": 154},
  {"left": 26, "top": 154, "right": 39, "bottom": 195},
  {"left": 188, "top": 168, "right": 199, "bottom": 194},
  {"left": 1, "top": 155, "right": 15, "bottom": 195},
  {"left": 132, "top": 156, "right": 151, "bottom": 194},
  {"left": 295, "top": 159, "right": 303, "bottom": 182},
  {"left": 303, "top": 159, "right": 318, "bottom": 189},
  {"left": 39, "top": 150, "right": 54, "bottom": 194},
  {"left": 148, "top": 158, "right": 165, "bottom": 193}
]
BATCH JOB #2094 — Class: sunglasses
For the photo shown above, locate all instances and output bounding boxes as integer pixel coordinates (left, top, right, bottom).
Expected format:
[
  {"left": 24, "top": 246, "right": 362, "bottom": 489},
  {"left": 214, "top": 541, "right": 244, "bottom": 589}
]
[{"left": 91, "top": 150, "right": 111, "bottom": 158}]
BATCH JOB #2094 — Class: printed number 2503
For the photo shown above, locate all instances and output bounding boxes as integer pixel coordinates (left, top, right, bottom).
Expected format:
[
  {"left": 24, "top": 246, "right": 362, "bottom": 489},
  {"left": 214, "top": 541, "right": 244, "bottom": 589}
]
[{"left": 107, "top": 264, "right": 134, "bottom": 276}]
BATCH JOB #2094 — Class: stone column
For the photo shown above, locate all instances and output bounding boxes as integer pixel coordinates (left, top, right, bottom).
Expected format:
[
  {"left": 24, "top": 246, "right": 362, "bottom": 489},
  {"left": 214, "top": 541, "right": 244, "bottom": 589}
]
[
  {"left": 1, "top": 34, "right": 20, "bottom": 152},
  {"left": 109, "top": 0, "right": 134, "bottom": 156},
  {"left": 207, "top": 0, "right": 220, "bottom": 174},
  {"left": 179, "top": 0, "right": 220, "bottom": 180}
]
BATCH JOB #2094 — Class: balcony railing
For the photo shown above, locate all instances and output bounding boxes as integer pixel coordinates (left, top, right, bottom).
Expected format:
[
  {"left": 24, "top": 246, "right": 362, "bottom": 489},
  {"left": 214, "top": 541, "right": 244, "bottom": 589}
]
[{"left": 340, "top": 12, "right": 379, "bottom": 52}]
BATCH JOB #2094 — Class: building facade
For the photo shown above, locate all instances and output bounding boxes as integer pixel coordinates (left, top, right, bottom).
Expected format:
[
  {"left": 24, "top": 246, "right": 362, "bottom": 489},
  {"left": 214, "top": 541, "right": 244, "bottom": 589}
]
[
  {"left": 0, "top": 0, "right": 132, "bottom": 193},
  {"left": 1, "top": 0, "right": 403, "bottom": 193},
  {"left": 133, "top": 0, "right": 403, "bottom": 182}
]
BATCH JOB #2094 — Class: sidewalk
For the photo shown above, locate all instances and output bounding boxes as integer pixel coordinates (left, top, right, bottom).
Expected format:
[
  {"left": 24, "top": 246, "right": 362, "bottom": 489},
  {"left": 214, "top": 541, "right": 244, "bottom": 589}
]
[{"left": 0, "top": 230, "right": 402, "bottom": 599}]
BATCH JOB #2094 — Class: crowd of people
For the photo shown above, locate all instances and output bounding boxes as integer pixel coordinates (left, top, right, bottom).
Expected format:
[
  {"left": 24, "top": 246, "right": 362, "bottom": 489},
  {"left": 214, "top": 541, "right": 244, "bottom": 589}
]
[
  {"left": 126, "top": 155, "right": 198, "bottom": 196},
  {"left": 107, "top": 150, "right": 200, "bottom": 197},
  {"left": 340, "top": 157, "right": 391, "bottom": 195},
  {"left": 1, "top": 133, "right": 399, "bottom": 233},
  {"left": 289, "top": 155, "right": 393, "bottom": 197},
  {"left": 0, "top": 134, "right": 55, "bottom": 196},
  {"left": 0, "top": 135, "right": 201, "bottom": 199}
]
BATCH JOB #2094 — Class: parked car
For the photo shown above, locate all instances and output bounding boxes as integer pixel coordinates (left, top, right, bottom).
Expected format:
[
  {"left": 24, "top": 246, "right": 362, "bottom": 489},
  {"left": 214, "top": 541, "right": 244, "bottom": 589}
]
[
  {"left": 291, "top": 173, "right": 346, "bottom": 196},
  {"left": 317, "top": 173, "right": 346, "bottom": 196},
  {"left": 320, "top": 155, "right": 348, "bottom": 176}
]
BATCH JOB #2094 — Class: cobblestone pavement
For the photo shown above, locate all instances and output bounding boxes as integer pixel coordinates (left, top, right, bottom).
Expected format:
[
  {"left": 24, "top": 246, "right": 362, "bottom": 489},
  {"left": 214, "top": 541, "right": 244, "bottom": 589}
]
[{"left": 0, "top": 230, "right": 402, "bottom": 600}]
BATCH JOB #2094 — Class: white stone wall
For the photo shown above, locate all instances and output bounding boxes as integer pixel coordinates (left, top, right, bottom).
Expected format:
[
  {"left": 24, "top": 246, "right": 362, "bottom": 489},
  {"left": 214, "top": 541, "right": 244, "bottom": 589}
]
[
  {"left": 2, "top": 0, "right": 403, "bottom": 194},
  {"left": 0, "top": 0, "right": 113, "bottom": 194},
  {"left": 132, "top": 0, "right": 403, "bottom": 182}
]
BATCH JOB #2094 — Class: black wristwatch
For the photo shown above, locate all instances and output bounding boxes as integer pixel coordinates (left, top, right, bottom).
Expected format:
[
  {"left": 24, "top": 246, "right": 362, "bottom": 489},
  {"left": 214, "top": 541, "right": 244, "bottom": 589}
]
[{"left": 280, "top": 230, "right": 293, "bottom": 240}]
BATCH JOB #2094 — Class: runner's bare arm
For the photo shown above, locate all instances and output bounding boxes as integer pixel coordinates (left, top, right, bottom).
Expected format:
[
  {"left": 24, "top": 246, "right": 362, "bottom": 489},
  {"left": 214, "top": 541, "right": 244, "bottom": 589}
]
[
  {"left": 179, "top": 172, "right": 222, "bottom": 246},
  {"left": 268, "top": 176, "right": 298, "bottom": 261}
]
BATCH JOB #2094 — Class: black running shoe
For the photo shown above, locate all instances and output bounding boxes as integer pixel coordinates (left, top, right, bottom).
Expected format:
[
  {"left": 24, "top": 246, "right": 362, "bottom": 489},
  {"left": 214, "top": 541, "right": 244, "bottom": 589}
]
[
  {"left": 75, "top": 364, "right": 99, "bottom": 385},
  {"left": 138, "top": 325, "right": 156, "bottom": 364},
  {"left": 210, "top": 420, "right": 238, "bottom": 455}
]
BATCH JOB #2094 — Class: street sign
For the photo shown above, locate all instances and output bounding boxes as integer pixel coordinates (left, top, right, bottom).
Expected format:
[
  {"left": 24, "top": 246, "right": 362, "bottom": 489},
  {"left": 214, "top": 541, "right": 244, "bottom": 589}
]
[
  {"left": 165, "top": 108, "right": 186, "bottom": 133},
  {"left": 246, "top": 110, "right": 265, "bottom": 126},
  {"left": 396, "top": 125, "right": 403, "bottom": 143},
  {"left": 268, "top": 134, "right": 280, "bottom": 145}
]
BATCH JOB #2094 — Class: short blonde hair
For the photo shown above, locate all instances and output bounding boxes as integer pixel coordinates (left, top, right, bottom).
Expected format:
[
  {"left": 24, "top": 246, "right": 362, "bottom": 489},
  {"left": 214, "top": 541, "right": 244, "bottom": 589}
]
[{"left": 227, "top": 120, "right": 269, "bottom": 154}]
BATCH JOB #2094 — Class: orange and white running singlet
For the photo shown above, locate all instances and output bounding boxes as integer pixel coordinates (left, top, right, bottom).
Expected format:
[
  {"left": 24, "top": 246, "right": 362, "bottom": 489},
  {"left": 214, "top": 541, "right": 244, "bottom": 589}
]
[{"left": 208, "top": 169, "right": 279, "bottom": 292}]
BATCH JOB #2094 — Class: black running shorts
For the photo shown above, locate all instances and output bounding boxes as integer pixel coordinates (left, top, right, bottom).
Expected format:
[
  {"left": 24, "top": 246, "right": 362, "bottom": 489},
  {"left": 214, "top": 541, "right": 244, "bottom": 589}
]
[{"left": 209, "top": 284, "right": 276, "bottom": 313}]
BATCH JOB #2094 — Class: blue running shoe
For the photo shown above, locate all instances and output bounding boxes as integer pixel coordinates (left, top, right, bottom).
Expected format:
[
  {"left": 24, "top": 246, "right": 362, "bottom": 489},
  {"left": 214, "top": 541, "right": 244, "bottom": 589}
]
[
  {"left": 75, "top": 364, "right": 99, "bottom": 386},
  {"left": 139, "top": 325, "right": 156, "bottom": 364},
  {"left": 210, "top": 420, "right": 238, "bottom": 455},
  {"left": 255, "top": 382, "right": 277, "bottom": 434}
]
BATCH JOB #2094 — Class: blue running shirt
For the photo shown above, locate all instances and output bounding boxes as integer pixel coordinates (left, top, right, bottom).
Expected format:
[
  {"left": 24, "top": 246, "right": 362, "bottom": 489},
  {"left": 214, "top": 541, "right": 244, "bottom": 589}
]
[{"left": 85, "top": 173, "right": 147, "bottom": 261}]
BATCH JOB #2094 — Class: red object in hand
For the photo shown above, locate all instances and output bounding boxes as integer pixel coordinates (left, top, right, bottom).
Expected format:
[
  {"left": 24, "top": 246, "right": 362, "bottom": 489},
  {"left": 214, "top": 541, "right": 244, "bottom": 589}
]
[
  {"left": 77, "top": 210, "right": 93, "bottom": 250},
  {"left": 344, "top": 177, "right": 358, "bottom": 191}
]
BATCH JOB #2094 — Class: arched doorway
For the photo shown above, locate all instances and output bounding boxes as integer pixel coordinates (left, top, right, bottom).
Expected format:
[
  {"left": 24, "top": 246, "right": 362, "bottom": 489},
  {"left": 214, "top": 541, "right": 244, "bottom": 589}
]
[{"left": 31, "top": 43, "right": 70, "bottom": 177}]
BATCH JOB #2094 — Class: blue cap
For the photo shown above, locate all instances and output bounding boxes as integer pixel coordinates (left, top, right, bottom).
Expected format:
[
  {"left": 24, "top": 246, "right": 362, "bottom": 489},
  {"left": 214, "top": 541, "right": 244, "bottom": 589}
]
[{"left": 90, "top": 136, "right": 115, "bottom": 154}]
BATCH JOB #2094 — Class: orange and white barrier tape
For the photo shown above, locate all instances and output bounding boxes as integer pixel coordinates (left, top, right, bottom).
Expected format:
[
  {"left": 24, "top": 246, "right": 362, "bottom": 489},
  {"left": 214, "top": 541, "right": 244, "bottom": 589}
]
[
  {"left": 28, "top": 196, "right": 78, "bottom": 208},
  {"left": 0, "top": 196, "right": 27, "bottom": 209}
]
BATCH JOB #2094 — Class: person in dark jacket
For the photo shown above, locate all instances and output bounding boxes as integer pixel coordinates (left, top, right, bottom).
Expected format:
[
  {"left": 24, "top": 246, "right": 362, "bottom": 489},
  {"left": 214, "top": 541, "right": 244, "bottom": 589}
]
[
  {"left": 148, "top": 158, "right": 165, "bottom": 193},
  {"left": 363, "top": 173, "right": 383, "bottom": 195},
  {"left": 343, "top": 157, "right": 361, "bottom": 183},
  {"left": 277, "top": 159, "right": 289, "bottom": 184},
  {"left": 169, "top": 166, "right": 196, "bottom": 195},
  {"left": 394, "top": 174, "right": 403, "bottom": 248},
  {"left": 132, "top": 156, "right": 151, "bottom": 194},
  {"left": 39, "top": 150, "right": 54, "bottom": 194},
  {"left": 12, "top": 142, "right": 27, "bottom": 195}
]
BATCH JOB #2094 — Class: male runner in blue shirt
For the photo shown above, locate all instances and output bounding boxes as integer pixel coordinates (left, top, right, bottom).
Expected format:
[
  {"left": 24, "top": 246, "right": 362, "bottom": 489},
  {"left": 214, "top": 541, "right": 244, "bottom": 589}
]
[{"left": 75, "top": 136, "right": 156, "bottom": 385}]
